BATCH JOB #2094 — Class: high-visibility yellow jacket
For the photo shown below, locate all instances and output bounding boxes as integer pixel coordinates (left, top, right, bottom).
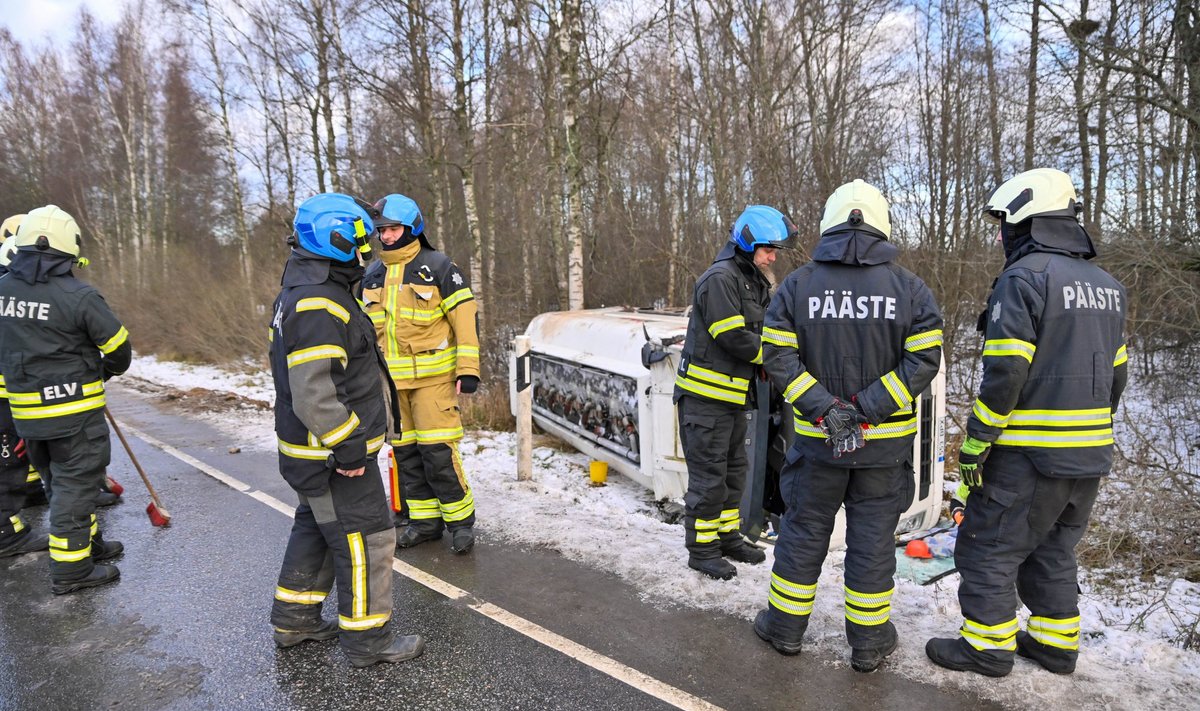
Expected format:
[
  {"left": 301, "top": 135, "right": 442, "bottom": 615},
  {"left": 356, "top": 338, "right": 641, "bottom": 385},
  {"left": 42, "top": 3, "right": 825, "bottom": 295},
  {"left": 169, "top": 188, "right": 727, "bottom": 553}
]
[{"left": 362, "top": 239, "right": 480, "bottom": 390}]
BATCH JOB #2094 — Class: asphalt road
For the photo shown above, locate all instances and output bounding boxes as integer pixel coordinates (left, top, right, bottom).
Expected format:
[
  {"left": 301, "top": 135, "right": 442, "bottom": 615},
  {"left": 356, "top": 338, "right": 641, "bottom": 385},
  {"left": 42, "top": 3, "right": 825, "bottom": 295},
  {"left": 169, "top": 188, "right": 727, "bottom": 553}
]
[{"left": 0, "top": 384, "right": 1002, "bottom": 710}]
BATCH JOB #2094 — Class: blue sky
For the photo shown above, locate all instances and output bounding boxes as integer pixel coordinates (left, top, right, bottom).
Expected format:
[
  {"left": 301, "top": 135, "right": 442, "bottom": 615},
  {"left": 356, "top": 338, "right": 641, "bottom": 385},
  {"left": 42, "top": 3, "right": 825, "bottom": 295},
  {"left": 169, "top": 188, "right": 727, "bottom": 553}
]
[{"left": 0, "top": 0, "right": 120, "bottom": 45}]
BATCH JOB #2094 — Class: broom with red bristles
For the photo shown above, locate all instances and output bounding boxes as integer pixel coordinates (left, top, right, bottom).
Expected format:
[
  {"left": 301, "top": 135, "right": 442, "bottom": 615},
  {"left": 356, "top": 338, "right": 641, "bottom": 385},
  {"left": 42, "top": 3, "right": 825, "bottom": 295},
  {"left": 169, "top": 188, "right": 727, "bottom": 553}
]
[{"left": 104, "top": 408, "right": 171, "bottom": 527}]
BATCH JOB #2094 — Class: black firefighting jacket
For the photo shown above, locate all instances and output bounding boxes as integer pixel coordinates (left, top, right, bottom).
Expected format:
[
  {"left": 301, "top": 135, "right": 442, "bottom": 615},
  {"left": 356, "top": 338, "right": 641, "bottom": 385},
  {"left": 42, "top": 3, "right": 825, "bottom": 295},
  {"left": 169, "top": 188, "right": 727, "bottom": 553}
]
[
  {"left": 966, "top": 242, "right": 1127, "bottom": 478},
  {"left": 673, "top": 243, "right": 771, "bottom": 408},
  {"left": 270, "top": 251, "right": 391, "bottom": 496},
  {"left": 762, "top": 229, "right": 943, "bottom": 468},
  {"left": 0, "top": 252, "right": 130, "bottom": 440}
]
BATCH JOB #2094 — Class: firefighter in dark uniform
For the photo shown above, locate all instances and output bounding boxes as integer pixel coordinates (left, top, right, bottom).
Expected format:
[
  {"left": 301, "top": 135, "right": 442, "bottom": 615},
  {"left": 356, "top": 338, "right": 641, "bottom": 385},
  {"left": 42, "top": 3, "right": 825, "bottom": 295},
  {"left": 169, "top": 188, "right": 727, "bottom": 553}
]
[
  {"left": 0, "top": 205, "right": 130, "bottom": 593},
  {"left": 674, "top": 205, "right": 795, "bottom": 581},
  {"left": 269, "top": 193, "right": 425, "bottom": 667},
  {"left": 927, "top": 168, "right": 1127, "bottom": 677},
  {"left": 362, "top": 194, "right": 480, "bottom": 555},
  {"left": 0, "top": 226, "right": 49, "bottom": 558},
  {"left": 753, "top": 180, "right": 943, "bottom": 673}
]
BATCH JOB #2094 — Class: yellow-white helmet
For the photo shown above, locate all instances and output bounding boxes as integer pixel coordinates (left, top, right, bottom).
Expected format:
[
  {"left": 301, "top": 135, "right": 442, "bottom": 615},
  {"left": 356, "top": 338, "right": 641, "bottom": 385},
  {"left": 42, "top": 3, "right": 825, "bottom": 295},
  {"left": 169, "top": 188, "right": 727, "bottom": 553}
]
[
  {"left": 0, "top": 236, "right": 17, "bottom": 268},
  {"left": 982, "top": 168, "right": 1081, "bottom": 225},
  {"left": 1, "top": 213, "right": 23, "bottom": 240},
  {"left": 15, "top": 204, "right": 82, "bottom": 258},
  {"left": 820, "top": 179, "right": 891, "bottom": 239}
]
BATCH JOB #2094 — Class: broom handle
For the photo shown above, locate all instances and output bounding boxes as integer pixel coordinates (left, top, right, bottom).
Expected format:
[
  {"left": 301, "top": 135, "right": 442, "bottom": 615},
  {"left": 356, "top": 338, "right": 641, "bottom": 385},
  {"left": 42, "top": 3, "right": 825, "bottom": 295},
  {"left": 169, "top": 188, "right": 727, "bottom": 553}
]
[{"left": 103, "top": 407, "right": 164, "bottom": 509}]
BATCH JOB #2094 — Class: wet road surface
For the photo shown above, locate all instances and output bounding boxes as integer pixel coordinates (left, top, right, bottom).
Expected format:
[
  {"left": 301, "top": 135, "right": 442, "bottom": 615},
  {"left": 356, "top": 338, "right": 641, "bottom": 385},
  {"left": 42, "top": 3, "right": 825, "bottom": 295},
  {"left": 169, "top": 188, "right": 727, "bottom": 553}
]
[{"left": 0, "top": 384, "right": 1001, "bottom": 710}]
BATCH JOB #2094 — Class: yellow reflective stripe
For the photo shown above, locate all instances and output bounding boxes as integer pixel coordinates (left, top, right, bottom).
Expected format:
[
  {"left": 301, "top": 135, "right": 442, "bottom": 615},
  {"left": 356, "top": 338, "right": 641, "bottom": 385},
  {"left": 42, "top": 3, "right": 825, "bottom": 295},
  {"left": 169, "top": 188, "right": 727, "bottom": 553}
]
[
  {"left": 385, "top": 348, "right": 461, "bottom": 379},
  {"left": 48, "top": 534, "right": 90, "bottom": 562},
  {"left": 89, "top": 514, "right": 98, "bottom": 536},
  {"left": 973, "top": 398, "right": 1011, "bottom": 428},
  {"left": 9, "top": 514, "right": 25, "bottom": 533},
  {"left": 339, "top": 612, "right": 390, "bottom": 631},
  {"left": 457, "top": 345, "right": 480, "bottom": 358},
  {"left": 1007, "top": 408, "right": 1111, "bottom": 427},
  {"left": 287, "top": 345, "right": 348, "bottom": 368},
  {"left": 275, "top": 586, "right": 328, "bottom": 604},
  {"left": 770, "top": 573, "right": 816, "bottom": 598},
  {"left": 26, "top": 466, "right": 41, "bottom": 484},
  {"left": 995, "top": 429, "right": 1114, "bottom": 447},
  {"left": 750, "top": 344, "right": 763, "bottom": 365},
  {"left": 961, "top": 629, "right": 1017, "bottom": 651},
  {"left": 321, "top": 412, "right": 361, "bottom": 447},
  {"left": 8, "top": 381, "right": 103, "bottom": 405},
  {"left": 441, "top": 492, "right": 475, "bottom": 522},
  {"left": 391, "top": 431, "right": 417, "bottom": 446},
  {"left": 881, "top": 371, "right": 912, "bottom": 410},
  {"left": 98, "top": 326, "right": 129, "bottom": 354},
  {"left": 961, "top": 617, "right": 1018, "bottom": 651},
  {"left": 783, "top": 372, "right": 817, "bottom": 402},
  {"left": 395, "top": 305, "right": 444, "bottom": 323},
  {"left": 963, "top": 617, "right": 1019, "bottom": 635},
  {"left": 685, "top": 363, "right": 749, "bottom": 389},
  {"left": 983, "top": 338, "right": 1036, "bottom": 363},
  {"left": 348, "top": 532, "right": 366, "bottom": 619},
  {"left": 694, "top": 517, "right": 720, "bottom": 543},
  {"left": 1113, "top": 344, "right": 1127, "bottom": 367},
  {"left": 12, "top": 394, "right": 105, "bottom": 419},
  {"left": 1028, "top": 616, "right": 1081, "bottom": 650},
  {"left": 296, "top": 297, "right": 350, "bottom": 324},
  {"left": 904, "top": 329, "right": 943, "bottom": 351},
  {"left": 769, "top": 589, "right": 814, "bottom": 616},
  {"left": 844, "top": 586, "right": 893, "bottom": 605},
  {"left": 368, "top": 311, "right": 385, "bottom": 324},
  {"left": 718, "top": 508, "right": 740, "bottom": 533},
  {"left": 864, "top": 418, "right": 917, "bottom": 439},
  {"left": 277, "top": 434, "right": 385, "bottom": 460},
  {"left": 407, "top": 498, "right": 442, "bottom": 520},
  {"left": 675, "top": 374, "right": 746, "bottom": 405},
  {"left": 794, "top": 419, "right": 825, "bottom": 438},
  {"left": 414, "top": 426, "right": 464, "bottom": 443},
  {"left": 383, "top": 264, "right": 404, "bottom": 358},
  {"left": 708, "top": 315, "right": 745, "bottom": 339},
  {"left": 440, "top": 288, "right": 474, "bottom": 312},
  {"left": 845, "top": 605, "right": 890, "bottom": 626},
  {"left": 762, "top": 327, "right": 797, "bottom": 348}
]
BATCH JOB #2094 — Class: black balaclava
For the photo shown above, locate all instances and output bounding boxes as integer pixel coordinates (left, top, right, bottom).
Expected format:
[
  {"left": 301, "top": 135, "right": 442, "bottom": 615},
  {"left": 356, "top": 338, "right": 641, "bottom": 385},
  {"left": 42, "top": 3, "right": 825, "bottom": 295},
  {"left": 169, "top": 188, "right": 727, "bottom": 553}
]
[
  {"left": 7, "top": 250, "right": 75, "bottom": 284},
  {"left": 812, "top": 223, "right": 898, "bottom": 266}
]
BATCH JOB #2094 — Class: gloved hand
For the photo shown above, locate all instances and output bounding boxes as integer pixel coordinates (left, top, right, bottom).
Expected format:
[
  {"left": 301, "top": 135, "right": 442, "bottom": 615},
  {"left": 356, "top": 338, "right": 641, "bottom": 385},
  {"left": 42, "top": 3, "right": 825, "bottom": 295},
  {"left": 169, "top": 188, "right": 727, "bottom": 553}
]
[
  {"left": 958, "top": 436, "right": 991, "bottom": 491},
  {"left": 457, "top": 375, "right": 480, "bottom": 394},
  {"left": 819, "top": 399, "right": 868, "bottom": 458}
]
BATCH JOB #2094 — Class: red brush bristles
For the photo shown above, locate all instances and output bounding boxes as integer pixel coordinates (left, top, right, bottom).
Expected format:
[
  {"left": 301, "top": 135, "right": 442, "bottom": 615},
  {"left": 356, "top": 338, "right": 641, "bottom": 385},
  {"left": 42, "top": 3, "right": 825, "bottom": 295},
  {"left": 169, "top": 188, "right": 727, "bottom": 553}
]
[
  {"left": 147, "top": 501, "right": 171, "bottom": 527},
  {"left": 105, "top": 476, "right": 125, "bottom": 496}
]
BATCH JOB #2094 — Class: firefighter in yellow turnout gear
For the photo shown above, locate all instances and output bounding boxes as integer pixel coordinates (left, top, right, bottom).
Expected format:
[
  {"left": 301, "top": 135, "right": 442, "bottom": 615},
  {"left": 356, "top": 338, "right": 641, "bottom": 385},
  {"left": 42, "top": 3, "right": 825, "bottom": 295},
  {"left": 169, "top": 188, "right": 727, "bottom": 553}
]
[{"left": 363, "top": 194, "right": 480, "bottom": 554}]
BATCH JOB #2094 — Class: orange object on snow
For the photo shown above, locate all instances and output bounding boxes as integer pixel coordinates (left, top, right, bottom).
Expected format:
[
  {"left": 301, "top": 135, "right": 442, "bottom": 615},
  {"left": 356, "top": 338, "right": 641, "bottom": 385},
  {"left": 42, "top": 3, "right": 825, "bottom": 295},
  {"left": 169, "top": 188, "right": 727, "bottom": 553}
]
[{"left": 905, "top": 539, "right": 932, "bottom": 559}]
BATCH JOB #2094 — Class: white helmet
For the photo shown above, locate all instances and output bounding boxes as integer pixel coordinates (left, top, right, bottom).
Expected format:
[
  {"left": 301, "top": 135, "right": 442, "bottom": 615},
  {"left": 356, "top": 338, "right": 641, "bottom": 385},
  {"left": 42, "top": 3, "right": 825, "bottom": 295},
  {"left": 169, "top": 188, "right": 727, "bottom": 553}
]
[
  {"left": 982, "top": 168, "right": 1081, "bottom": 225},
  {"left": 0, "top": 235, "right": 18, "bottom": 268},
  {"left": 1, "top": 213, "right": 24, "bottom": 241},
  {"left": 15, "top": 204, "right": 82, "bottom": 258},
  {"left": 820, "top": 179, "right": 891, "bottom": 239}
]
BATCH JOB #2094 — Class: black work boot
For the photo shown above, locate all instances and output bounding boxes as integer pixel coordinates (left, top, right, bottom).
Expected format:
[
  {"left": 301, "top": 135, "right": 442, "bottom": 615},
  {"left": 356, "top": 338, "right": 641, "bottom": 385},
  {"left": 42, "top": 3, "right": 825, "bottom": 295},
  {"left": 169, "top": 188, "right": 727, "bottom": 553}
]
[
  {"left": 274, "top": 618, "right": 340, "bottom": 648},
  {"left": 1016, "top": 631, "right": 1076, "bottom": 674},
  {"left": 91, "top": 536, "right": 124, "bottom": 562},
  {"left": 23, "top": 484, "right": 49, "bottom": 507},
  {"left": 720, "top": 538, "right": 766, "bottom": 564},
  {"left": 51, "top": 564, "right": 120, "bottom": 595},
  {"left": 396, "top": 526, "right": 443, "bottom": 549},
  {"left": 450, "top": 527, "right": 475, "bottom": 554},
  {"left": 851, "top": 622, "right": 899, "bottom": 672},
  {"left": 95, "top": 490, "right": 120, "bottom": 507},
  {"left": 925, "top": 637, "right": 1012, "bottom": 677},
  {"left": 688, "top": 555, "right": 736, "bottom": 581},
  {"left": 0, "top": 530, "right": 47, "bottom": 558},
  {"left": 345, "top": 634, "right": 426, "bottom": 668},
  {"left": 754, "top": 609, "right": 804, "bottom": 655}
]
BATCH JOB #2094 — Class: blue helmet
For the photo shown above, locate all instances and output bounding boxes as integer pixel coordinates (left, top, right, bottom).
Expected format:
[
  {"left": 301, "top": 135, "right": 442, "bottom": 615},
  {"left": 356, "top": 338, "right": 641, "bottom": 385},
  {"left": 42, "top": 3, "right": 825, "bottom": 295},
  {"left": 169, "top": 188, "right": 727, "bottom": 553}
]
[
  {"left": 730, "top": 205, "right": 797, "bottom": 252},
  {"left": 292, "top": 193, "right": 376, "bottom": 262},
  {"left": 373, "top": 193, "right": 424, "bottom": 236}
]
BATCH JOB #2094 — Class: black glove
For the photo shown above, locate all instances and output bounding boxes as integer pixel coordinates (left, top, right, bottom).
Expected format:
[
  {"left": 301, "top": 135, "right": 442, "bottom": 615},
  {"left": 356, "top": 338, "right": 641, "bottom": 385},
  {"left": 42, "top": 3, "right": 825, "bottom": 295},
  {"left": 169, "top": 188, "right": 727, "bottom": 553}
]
[
  {"left": 958, "top": 436, "right": 991, "bottom": 491},
  {"left": 819, "top": 399, "right": 868, "bottom": 458},
  {"left": 457, "top": 375, "right": 480, "bottom": 394}
]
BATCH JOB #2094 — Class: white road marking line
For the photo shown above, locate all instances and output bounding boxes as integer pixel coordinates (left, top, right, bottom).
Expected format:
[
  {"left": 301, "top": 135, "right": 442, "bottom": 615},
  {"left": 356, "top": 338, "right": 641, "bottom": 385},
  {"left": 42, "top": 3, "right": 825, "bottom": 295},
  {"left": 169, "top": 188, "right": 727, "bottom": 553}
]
[
  {"left": 118, "top": 423, "right": 251, "bottom": 492},
  {"left": 120, "top": 420, "right": 723, "bottom": 711}
]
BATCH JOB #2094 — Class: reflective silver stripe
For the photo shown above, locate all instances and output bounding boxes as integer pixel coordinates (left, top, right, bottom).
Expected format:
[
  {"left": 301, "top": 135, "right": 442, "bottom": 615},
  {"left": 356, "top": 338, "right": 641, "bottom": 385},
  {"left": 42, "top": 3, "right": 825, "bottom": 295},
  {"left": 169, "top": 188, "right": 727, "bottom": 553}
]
[
  {"left": 762, "top": 327, "right": 797, "bottom": 348},
  {"left": 783, "top": 372, "right": 817, "bottom": 402},
  {"left": 982, "top": 338, "right": 1036, "bottom": 363},
  {"left": 708, "top": 315, "right": 745, "bottom": 339},
  {"left": 995, "top": 429, "right": 1114, "bottom": 447},
  {"left": 973, "top": 398, "right": 1011, "bottom": 428}
]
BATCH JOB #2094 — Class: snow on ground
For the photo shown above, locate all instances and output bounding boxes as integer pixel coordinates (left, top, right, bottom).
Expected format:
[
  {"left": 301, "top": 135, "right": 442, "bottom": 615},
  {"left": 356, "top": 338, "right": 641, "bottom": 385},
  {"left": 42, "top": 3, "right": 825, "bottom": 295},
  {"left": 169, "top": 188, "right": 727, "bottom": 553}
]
[{"left": 126, "top": 354, "right": 1200, "bottom": 711}]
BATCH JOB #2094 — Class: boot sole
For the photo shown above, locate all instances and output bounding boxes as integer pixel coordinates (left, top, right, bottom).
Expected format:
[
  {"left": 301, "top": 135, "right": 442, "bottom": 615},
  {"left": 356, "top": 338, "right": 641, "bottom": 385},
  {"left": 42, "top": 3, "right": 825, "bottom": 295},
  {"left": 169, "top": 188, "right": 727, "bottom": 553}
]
[
  {"left": 347, "top": 640, "right": 426, "bottom": 668},
  {"left": 688, "top": 562, "right": 736, "bottom": 580},
  {"left": 274, "top": 628, "right": 340, "bottom": 648},
  {"left": 51, "top": 571, "right": 120, "bottom": 595}
]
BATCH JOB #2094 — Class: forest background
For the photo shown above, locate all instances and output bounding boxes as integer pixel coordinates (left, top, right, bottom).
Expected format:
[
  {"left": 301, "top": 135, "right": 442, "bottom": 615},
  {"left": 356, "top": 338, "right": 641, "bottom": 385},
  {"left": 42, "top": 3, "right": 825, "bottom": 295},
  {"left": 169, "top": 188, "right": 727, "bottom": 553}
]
[{"left": 1, "top": 0, "right": 1197, "bottom": 634}]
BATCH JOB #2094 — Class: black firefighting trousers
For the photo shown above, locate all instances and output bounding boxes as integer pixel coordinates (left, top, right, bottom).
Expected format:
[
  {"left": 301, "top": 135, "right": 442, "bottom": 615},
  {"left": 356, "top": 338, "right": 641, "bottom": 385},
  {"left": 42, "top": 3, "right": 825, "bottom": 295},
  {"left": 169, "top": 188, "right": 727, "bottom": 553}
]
[
  {"left": 954, "top": 448, "right": 1099, "bottom": 666},
  {"left": 0, "top": 429, "right": 29, "bottom": 545},
  {"left": 24, "top": 412, "right": 111, "bottom": 582},
  {"left": 764, "top": 448, "right": 913, "bottom": 650},
  {"left": 677, "top": 395, "right": 750, "bottom": 559},
  {"left": 271, "top": 458, "right": 398, "bottom": 655}
]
